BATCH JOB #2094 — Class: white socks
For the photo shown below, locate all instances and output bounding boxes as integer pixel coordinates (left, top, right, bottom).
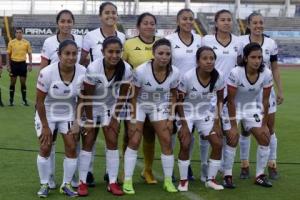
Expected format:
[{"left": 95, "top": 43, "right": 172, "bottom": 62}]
[
  {"left": 63, "top": 157, "right": 78, "bottom": 184},
  {"left": 79, "top": 150, "right": 92, "bottom": 183},
  {"left": 106, "top": 150, "right": 119, "bottom": 184},
  {"left": 256, "top": 145, "right": 270, "bottom": 177},
  {"left": 124, "top": 147, "right": 138, "bottom": 181},
  {"left": 269, "top": 133, "right": 277, "bottom": 161},
  {"left": 37, "top": 155, "right": 51, "bottom": 184},
  {"left": 207, "top": 159, "right": 221, "bottom": 180},
  {"left": 240, "top": 135, "right": 251, "bottom": 160},
  {"left": 161, "top": 154, "right": 174, "bottom": 178},
  {"left": 178, "top": 159, "right": 190, "bottom": 180},
  {"left": 88, "top": 143, "right": 96, "bottom": 173},
  {"left": 223, "top": 145, "right": 236, "bottom": 176}
]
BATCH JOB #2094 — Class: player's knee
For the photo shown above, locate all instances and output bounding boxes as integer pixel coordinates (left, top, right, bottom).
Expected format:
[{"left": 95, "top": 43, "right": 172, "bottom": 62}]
[
  {"left": 258, "top": 132, "right": 270, "bottom": 146},
  {"left": 211, "top": 138, "right": 222, "bottom": 152},
  {"left": 129, "top": 136, "right": 141, "bottom": 150},
  {"left": 40, "top": 145, "right": 52, "bottom": 157}
]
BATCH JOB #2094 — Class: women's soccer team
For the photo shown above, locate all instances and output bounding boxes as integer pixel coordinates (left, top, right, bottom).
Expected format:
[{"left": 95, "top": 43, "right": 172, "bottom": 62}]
[{"left": 34, "top": 1, "right": 284, "bottom": 198}]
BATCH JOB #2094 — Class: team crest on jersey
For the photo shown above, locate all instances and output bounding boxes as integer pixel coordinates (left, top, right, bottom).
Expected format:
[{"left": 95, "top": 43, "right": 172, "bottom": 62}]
[
  {"left": 134, "top": 47, "right": 141, "bottom": 50},
  {"left": 197, "top": 44, "right": 201, "bottom": 48},
  {"left": 145, "top": 81, "right": 152, "bottom": 87}
]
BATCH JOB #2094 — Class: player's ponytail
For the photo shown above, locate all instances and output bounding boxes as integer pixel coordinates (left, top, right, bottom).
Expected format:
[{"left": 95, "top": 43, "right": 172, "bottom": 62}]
[
  {"left": 102, "top": 36, "right": 125, "bottom": 83},
  {"left": 175, "top": 8, "right": 194, "bottom": 33},
  {"left": 242, "top": 42, "right": 265, "bottom": 72},
  {"left": 196, "top": 46, "right": 219, "bottom": 92}
]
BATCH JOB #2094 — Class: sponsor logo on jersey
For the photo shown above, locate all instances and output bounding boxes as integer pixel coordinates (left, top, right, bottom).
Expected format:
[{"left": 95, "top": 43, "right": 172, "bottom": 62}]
[
  {"left": 265, "top": 49, "right": 270, "bottom": 55},
  {"left": 134, "top": 47, "right": 142, "bottom": 50},
  {"left": 248, "top": 88, "right": 255, "bottom": 92},
  {"left": 145, "top": 81, "right": 152, "bottom": 86},
  {"left": 156, "top": 88, "right": 163, "bottom": 92},
  {"left": 234, "top": 46, "right": 238, "bottom": 52},
  {"left": 175, "top": 45, "right": 180, "bottom": 49},
  {"left": 64, "top": 90, "right": 71, "bottom": 94},
  {"left": 223, "top": 51, "right": 229, "bottom": 54},
  {"left": 186, "top": 49, "right": 193, "bottom": 53}
]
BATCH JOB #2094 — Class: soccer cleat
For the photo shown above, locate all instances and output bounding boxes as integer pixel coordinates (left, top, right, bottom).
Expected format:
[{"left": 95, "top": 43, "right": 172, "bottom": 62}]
[
  {"left": 177, "top": 179, "right": 189, "bottom": 192},
  {"left": 163, "top": 177, "right": 178, "bottom": 193},
  {"left": 223, "top": 175, "right": 236, "bottom": 189},
  {"left": 123, "top": 179, "right": 135, "bottom": 194},
  {"left": 107, "top": 183, "right": 124, "bottom": 196},
  {"left": 268, "top": 167, "right": 279, "bottom": 180},
  {"left": 141, "top": 170, "right": 158, "bottom": 184},
  {"left": 240, "top": 167, "right": 250, "bottom": 179},
  {"left": 103, "top": 172, "right": 109, "bottom": 184},
  {"left": 86, "top": 171, "right": 95, "bottom": 187},
  {"left": 188, "top": 165, "right": 195, "bottom": 181},
  {"left": 37, "top": 184, "right": 49, "bottom": 198},
  {"left": 77, "top": 181, "right": 88, "bottom": 196},
  {"left": 60, "top": 183, "right": 78, "bottom": 197},
  {"left": 48, "top": 175, "right": 56, "bottom": 190},
  {"left": 255, "top": 174, "right": 272, "bottom": 187},
  {"left": 205, "top": 179, "right": 224, "bottom": 190}
]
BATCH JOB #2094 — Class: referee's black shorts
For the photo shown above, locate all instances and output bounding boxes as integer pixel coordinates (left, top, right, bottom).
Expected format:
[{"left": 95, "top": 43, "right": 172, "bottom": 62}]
[{"left": 10, "top": 61, "right": 27, "bottom": 77}]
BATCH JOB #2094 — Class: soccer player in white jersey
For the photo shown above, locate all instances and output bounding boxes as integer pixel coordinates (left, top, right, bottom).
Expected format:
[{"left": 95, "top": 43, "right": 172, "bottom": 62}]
[
  {"left": 80, "top": 2, "right": 126, "bottom": 66},
  {"left": 123, "top": 39, "right": 179, "bottom": 194},
  {"left": 39, "top": 9, "right": 83, "bottom": 189},
  {"left": 79, "top": 2, "right": 126, "bottom": 185},
  {"left": 202, "top": 10, "right": 243, "bottom": 186},
  {"left": 35, "top": 40, "right": 86, "bottom": 197},
  {"left": 77, "top": 37, "right": 132, "bottom": 196},
  {"left": 222, "top": 43, "right": 273, "bottom": 188},
  {"left": 165, "top": 8, "right": 202, "bottom": 180},
  {"left": 238, "top": 12, "right": 284, "bottom": 180},
  {"left": 40, "top": 10, "right": 82, "bottom": 68},
  {"left": 177, "top": 46, "right": 225, "bottom": 191}
]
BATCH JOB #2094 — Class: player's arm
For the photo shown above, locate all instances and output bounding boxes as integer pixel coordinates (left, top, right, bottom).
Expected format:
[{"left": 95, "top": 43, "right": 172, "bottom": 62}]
[
  {"left": 113, "top": 82, "right": 130, "bottom": 118},
  {"left": 176, "top": 89, "right": 190, "bottom": 143},
  {"left": 212, "top": 88, "right": 224, "bottom": 136},
  {"left": 262, "top": 86, "right": 272, "bottom": 127},
  {"left": 79, "top": 50, "right": 89, "bottom": 67},
  {"left": 270, "top": 61, "right": 283, "bottom": 105},
  {"left": 36, "top": 89, "right": 52, "bottom": 145},
  {"left": 27, "top": 42, "right": 33, "bottom": 71},
  {"left": 40, "top": 57, "right": 50, "bottom": 69},
  {"left": 6, "top": 42, "right": 11, "bottom": 72}
]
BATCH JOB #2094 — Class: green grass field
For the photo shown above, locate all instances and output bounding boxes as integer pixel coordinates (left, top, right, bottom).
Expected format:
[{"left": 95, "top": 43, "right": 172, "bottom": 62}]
[{"left": 0, "top": 68, "right": 299, "bottom": 200}]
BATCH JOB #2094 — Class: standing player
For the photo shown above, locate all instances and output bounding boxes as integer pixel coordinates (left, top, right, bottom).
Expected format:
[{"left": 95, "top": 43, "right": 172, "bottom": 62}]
[
  {"left": 77, "top": 36, "right": 132, "bottom": 196},
  {"left": 35, "top": 40, "right": 86, "bottom": 197},
  {"left": 7, "top": 27, "right": 32, "bottom": 106},
  {"left": 165, "top": 8, "right": 202, "bottom": 181},
  {"left": 79, "top": 2, "right": 126, "bottom": 185},
  {"left": 202, "top": 9, "right": 242, "bottom": 186},
  {"left": 176, "top": 46, "right": 225, "bottom": 191},
  {"left": 40, "top": 9, "right": 82, "bottom": 68},
  {"left": 222, "top": 42, "right": 273, "bottom": 188},
  {"left": 39, "top": 9, "right": 83, "bottom": 189},
  {"left": 238, "top": 12, "right": 283, "bottom": 180},
  {"left": 123, "top": 39, "right": 179, "bottom": 194},
  {"left": 0, "top": 53, "right": 3, "bottom": 107},
  {"left": 122, "top": 12, "right": 159, "bottom": 184}
]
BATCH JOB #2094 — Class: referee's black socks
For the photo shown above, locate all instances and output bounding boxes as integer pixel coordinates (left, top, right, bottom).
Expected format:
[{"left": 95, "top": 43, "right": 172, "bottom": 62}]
[
  {"left": 9, "top": 85, "right": 15, "bottom": 104},
  {"left": 21, "top": 85, "right": 27, "bottom": 103}
]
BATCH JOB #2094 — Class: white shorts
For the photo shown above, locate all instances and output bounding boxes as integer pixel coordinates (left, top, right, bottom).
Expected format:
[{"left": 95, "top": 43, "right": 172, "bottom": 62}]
[
  {"left": 35, "top": 114, "right": 73, "bottom": 137},
  {"left": 176, "top": 114, "right": 214, "bottom": 137},
  {"left": 93, "top": 108, "right": 112, "bottom": 127},
  {"left": 222, "top": 105, "right": 262, "bottom": 131},
  {"left": 136, "top": 104, "right": 169, "bottom": 122}
]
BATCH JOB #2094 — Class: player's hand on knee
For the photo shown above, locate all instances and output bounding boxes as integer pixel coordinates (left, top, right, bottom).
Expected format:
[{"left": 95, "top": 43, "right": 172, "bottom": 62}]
[
  {"left": 227, "top": 126, "right": 239, "bottom": 146},
  {"left": 40, "top": 127, "right": 52, "bottom": 146}
]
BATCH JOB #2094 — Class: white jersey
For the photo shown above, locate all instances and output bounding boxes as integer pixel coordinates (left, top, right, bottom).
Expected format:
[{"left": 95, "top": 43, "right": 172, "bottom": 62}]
[
  {"left": 36, "top": 62, "right": 86, "bottom": 122},
  {"left": 41, "top": 34, "right": 83, "bottom": 64},
  {"left": 178, "top": 68, "right": 224, "bottom": 118},
  {"left": 227, "top": 66, "right": 273, "bottom": 114},
  {"left": 133, "top": 61, "right": 180, "bottom": 111},
  {"left": 239, "top": 35, "right": 278, "bottom": 69},
  {"left": 82, "top": 28, "right": 126, "bottom": 62},
  {"left": 84, "top": 58, "right": 133, "bottom": 116},
  {"left": 202, "top": 34, "right": 242, "bottom": 82},
  {"left": 165, "top": 32, "right": 202, "bottom": 73}
]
